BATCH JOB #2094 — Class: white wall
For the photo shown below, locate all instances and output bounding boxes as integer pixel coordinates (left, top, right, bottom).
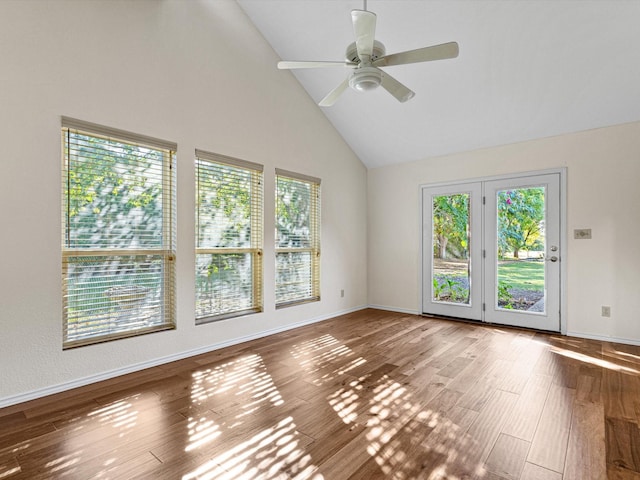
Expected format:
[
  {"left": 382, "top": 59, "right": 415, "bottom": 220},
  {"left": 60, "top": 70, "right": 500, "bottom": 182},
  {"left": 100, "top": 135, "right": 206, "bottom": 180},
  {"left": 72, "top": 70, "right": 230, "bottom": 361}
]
[
  {"left": 0, "top": 0, "right": 368, "bottom": 406},
  {"left": 368, "top": 121, "right": 640, "bottom": 345}
]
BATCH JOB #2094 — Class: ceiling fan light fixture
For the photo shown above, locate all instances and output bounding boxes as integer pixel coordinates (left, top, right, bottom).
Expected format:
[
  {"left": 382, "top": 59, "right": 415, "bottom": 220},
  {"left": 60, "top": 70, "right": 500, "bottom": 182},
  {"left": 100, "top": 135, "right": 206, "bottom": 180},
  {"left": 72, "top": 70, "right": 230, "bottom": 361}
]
[{"left": 349, "top": 66, "right": 382, "bottom": 92}]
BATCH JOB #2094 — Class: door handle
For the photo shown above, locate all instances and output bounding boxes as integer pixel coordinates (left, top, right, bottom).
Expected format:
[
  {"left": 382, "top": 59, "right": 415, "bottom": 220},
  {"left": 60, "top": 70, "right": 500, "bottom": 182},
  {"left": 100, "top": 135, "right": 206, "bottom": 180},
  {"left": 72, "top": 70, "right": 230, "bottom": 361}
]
[{"left": 546, "top": 256, "right": 558, "bottom": 262}]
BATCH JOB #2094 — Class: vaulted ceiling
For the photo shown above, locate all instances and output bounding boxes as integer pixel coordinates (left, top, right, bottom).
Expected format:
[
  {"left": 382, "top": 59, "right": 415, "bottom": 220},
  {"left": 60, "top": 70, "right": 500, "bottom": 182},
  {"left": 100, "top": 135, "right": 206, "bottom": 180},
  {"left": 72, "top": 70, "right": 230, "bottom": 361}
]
[{"left": 238, "top": 0, "right": 640, "bottom": 168}]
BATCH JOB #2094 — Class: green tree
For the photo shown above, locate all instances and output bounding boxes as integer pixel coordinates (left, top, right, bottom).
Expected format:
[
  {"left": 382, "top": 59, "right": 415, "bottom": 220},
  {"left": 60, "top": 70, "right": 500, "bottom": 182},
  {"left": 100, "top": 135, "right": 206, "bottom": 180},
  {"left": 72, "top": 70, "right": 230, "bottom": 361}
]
[
  {"left": 63, "top": 131, "right": 174, "bottom": 337},
  {"left": 195, "top": 160, "right": 259, "bottom": 317},
  {"left": 276, "top": 177, "right": 312, "bottom": 248},
  {"left": 196, "top": 163, "right": 253, "bottom": 250},
  {"left": 275, "top": 175, "right": 320, "bottom": 304},
  {"left": 432, "top": 194, "right": 469, "bottom": 259},
  {"left": 66, "top": 133, "right": 164, "bottom": 249},
  {"left": 497, "top": 188, "right": 545, "bottom": 258}
]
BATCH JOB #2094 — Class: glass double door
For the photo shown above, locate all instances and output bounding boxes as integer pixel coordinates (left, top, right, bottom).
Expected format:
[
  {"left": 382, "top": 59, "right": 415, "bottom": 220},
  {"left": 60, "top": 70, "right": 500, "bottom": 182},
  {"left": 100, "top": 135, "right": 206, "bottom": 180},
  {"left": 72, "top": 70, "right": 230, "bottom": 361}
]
[{"left": 422, "top": 173, "right": 561, "bottom": 332}]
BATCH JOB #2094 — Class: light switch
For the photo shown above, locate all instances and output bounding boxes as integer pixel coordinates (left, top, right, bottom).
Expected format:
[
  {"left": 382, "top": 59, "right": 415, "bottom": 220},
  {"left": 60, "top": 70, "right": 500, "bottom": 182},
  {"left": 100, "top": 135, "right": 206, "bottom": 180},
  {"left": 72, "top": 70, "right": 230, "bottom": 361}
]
[{"left": 574, "top": 229, "right": 591, "bottom": 239}]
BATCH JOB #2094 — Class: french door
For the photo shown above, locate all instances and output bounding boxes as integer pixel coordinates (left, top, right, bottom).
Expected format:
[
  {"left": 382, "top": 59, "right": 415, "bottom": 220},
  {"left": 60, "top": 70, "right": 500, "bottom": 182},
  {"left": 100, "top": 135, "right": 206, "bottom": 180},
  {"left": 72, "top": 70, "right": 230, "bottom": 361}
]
[{"left": 422, "top": 172, "right": 562, "bottom": 332}]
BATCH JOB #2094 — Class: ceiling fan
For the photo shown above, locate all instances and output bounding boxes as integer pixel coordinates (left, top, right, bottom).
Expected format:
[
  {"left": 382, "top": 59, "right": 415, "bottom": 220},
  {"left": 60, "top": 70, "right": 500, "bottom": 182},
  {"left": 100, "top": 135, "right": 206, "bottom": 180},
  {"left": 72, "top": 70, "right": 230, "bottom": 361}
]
[{"left": 277, "top": 1, "right": 459, "bottom": 107}]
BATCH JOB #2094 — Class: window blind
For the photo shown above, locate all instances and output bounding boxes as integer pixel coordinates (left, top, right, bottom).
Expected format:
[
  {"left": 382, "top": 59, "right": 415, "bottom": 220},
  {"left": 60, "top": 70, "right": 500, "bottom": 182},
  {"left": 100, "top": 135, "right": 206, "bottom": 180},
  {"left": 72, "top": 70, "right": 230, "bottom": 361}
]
[
  {"left": 61, "top": 118, "right": 176, "bottom": 348},
  {"left": 275, "top": 170, "right": 321, "bottom": 307},
  {"left": 195, "top": 151, "right": 263, "bottom": 323}
]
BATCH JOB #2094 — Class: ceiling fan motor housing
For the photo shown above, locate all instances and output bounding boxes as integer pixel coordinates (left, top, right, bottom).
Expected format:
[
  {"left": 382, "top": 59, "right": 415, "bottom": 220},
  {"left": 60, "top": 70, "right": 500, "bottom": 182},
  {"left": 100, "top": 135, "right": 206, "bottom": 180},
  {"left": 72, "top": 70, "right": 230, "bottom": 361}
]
[
  {"left": 345, "top": 40, "right": 386, "bottom": 64},
  {"left": 346, "top": 40, "right": 386, "bottom": 92}
]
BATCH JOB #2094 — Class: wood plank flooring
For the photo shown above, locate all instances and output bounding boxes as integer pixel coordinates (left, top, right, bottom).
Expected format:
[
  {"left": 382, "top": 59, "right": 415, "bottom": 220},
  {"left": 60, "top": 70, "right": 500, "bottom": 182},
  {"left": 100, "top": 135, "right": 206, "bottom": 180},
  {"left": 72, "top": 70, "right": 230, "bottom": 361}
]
[{"left": 1, "top": 309, "right": 639, "bottom": 479}]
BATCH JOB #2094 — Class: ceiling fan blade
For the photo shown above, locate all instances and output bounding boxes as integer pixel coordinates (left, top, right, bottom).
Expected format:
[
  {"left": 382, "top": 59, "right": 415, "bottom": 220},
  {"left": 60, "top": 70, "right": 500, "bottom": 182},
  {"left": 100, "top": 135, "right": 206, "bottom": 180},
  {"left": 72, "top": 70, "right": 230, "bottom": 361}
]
[
  {"left": 278, "top": 60, "right": 357, "bottom": 70},
  {"left": 319, "top": 77, "right": 350, "bottom": 107},
  {"left": 351, "top": 10, "right": 376, "bottom": 59},
  {"left": 380, "top": 71, "right": 415, "bottom": 103},
  {"left": 373, "top": 42, "right": 459, "bottom": 67}
]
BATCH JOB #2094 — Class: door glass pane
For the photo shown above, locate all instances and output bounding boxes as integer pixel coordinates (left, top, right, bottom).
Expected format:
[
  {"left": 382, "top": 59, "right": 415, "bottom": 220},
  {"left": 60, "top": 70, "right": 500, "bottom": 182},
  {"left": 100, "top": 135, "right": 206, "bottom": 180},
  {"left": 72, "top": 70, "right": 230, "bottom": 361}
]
[
  {"left": 496, "top": 187, "right": 546, "bottom": 312},
  {"left": 432, "top": 193, "right": 471, "bottom": 305}
]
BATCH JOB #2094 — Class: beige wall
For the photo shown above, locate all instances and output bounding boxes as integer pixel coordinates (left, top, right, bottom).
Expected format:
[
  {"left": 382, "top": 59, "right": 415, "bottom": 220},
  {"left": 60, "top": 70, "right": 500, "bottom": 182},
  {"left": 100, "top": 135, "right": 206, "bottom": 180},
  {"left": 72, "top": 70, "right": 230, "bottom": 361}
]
[
  {"left": 368, "top": 121, "right": 640, "bottom": 345},
  {"left": 0, "top": 0, "right": 368, "bottom": 406}
]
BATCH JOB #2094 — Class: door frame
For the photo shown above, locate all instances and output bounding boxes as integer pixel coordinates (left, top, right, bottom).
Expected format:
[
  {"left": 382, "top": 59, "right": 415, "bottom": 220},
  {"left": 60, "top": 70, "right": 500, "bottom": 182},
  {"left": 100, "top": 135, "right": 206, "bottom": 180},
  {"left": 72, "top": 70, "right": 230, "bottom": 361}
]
[
  {"left": 484, "top": 173, "right": 561, "bottom": 331},
  {"left": 421, "top": 182, "right": 483, "bottom": 321},
  {"left": 419, "top": 168, "right": 567, "bottom": 334}
]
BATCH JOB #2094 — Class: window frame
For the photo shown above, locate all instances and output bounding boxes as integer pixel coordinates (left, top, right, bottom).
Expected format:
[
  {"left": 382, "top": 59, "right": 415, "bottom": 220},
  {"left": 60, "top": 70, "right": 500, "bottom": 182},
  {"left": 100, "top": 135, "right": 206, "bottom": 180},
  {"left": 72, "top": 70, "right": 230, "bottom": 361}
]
[
  {"left": 61, "top": 117, "right": 177, "bottom": 349},
  {"left": 195, "top": 149, "right": 264, "bottom": 324},
  {"left": 275, "top": 168, "right": 321, "bottom": 308}
]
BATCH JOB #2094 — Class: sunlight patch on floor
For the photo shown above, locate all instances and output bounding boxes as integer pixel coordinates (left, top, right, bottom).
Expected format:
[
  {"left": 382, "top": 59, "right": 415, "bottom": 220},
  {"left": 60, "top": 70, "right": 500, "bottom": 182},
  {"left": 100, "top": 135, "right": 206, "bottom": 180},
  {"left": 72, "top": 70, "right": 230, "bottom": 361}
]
[
  {"left": 45, "top": 452, "right": 82, "bottom": 473},
  {"left": 88, "top": 398, "right": 139, "bottom": 433},
  {"left": 550, "top": 346, "right": 639, "bottom": 374},
  {"left": 191, "top": 354, "right": 284, "bottom": 413},
  {"left": 0, "top": 466, "right": 21, "bottom": 479},
  {"left": 609, "top": 349, "right": 640, "bottom": 363},
  {"left": 182, "top": 416, "right": 320, "bottom": 480},
  {"left": 186, "top": 416, "right": 221, "bottom": 452},
  {"left": 291, "top": 334, "right": 367, "bottom": 385},
  {"left": 184, "top": 353, "right": 323, "bottom": 478},
  {"left": 321, "top": 351, "right": 486, "bottom": 480},
  {"left": 328, "top": 380, "right": 361, "bottom": 424}
]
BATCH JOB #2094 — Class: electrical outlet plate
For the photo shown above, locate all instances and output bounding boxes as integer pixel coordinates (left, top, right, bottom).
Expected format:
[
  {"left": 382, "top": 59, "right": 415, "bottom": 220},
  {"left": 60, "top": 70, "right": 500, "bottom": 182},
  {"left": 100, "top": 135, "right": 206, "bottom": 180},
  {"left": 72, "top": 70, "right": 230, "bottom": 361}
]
[{"left": 601, "top": 306, "right": 611, "bottom": 317}]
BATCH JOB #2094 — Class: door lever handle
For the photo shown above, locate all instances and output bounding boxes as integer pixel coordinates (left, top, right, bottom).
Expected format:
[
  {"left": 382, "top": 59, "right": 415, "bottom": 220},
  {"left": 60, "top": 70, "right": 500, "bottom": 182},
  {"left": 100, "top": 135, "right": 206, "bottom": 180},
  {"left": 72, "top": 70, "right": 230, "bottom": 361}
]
[{"left": 546, "top": 256, "right": 558, "bottom": 262}]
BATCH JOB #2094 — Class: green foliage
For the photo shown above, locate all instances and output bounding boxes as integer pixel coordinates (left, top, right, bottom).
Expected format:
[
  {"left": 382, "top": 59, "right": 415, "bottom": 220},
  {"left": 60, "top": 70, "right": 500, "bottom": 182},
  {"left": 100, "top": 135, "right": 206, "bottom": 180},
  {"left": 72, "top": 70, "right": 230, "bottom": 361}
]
[
  {"left": 63, "top": 133, "right": 173, "bottom": 335},
  {"left": 497, "top": 188, "right": 545, "bottom": 258},
  {"left": 65, "top": 133, "right": 165, "bottom": 249},
  {"left": 196, "top": 162, "right": 254, "bottom": 249},
  {"left": 433, "top": 278, "right": 444, "bottom": 299},
  {"left": 432, "top": 194, "right": 469, "bottom": 259},
  {"left": 430, "top": 188, "right": 545, "bottom": 262},
  {"left": 276, "top": 177, "right": 314, "bottom": 248},
  {"left": 433, "top": 275, "right": 469, "bottom": 303},
  {"left": 497, "top": 279, "right": 514, "bottom": 309},
  {"left": 447, "top": 277, "right": 468, "bottom": 302},
  {"left": 206, "top": 254, "right": 234, "bottom": 277},
  {"left": 194, "top": 161, "right": 260, "bottom": 317},
  {"left": 275, "top": 176, "right": 320, "bottom": 303},
  {"left": 195, "top": 252, "right": 254, "bottom": 317}
]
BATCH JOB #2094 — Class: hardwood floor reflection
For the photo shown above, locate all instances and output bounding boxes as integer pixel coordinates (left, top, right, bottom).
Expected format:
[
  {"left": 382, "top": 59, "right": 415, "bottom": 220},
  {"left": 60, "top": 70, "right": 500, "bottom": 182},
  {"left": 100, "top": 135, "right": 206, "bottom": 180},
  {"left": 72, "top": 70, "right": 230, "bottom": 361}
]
[{"left": 1, "top": 309, "right": 639, "bottom": 479}]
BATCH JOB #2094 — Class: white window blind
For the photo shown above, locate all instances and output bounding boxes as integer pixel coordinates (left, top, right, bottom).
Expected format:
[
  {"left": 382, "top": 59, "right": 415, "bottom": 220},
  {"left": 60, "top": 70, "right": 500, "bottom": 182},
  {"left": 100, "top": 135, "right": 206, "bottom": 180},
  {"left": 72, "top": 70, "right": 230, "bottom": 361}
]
[
  {"left": 61, "top": 117, "right": 176, "bottom": 348},
  {"left": 275, "top": 169, "right": 321, "bottom": 307},
  {"left": 195, "top": 150, "right": 263, "bottom": 323}
]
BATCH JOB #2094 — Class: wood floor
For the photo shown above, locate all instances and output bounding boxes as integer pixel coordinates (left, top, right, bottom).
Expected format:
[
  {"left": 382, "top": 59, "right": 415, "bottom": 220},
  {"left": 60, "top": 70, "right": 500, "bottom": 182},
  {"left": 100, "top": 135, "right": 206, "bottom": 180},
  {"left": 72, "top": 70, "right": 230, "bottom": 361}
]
[{"left": 1, "top": 309, "right": 639, "bottom": 479}]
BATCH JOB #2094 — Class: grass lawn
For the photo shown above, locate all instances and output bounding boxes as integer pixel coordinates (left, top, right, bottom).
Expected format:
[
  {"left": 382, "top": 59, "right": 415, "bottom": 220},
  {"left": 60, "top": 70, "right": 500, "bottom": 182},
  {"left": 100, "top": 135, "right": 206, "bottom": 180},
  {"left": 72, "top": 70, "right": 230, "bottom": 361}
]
[
  {"left": 433, "top": 257, "right": 545, "bottom": 292},
  {"left": 498, "top": 260, "right": 544, "bottom": 291}
]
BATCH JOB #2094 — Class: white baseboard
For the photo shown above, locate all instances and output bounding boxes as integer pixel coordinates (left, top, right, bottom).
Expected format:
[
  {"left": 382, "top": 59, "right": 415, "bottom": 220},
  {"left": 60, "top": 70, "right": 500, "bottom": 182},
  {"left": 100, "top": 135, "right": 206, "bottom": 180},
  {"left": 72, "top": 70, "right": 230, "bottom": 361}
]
[
  {"left": 367, "top": 304, "right": 420, "bottom": 315},
  {"left": 368, "top": 309, "right": 640, "bottom": 347},
  {"left": 0, "top": 305, "right": 367, "bottom": 409},
  {"left": 366, "top": 309, "right": 640, "bottom": 347},
  {"left": 566, "top": 330, "right": 640, "bottom": 347}
]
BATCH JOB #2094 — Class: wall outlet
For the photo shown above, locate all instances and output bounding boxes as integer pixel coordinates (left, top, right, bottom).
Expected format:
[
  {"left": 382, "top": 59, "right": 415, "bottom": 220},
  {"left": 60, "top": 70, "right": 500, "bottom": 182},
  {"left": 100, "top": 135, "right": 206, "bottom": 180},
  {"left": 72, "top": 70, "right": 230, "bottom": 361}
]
[
  {"left": 601, "top": 305, "right": 611, "bottom": 317},
  {"left": 340, "top": 289, "right": 345, "bottom": 298}
]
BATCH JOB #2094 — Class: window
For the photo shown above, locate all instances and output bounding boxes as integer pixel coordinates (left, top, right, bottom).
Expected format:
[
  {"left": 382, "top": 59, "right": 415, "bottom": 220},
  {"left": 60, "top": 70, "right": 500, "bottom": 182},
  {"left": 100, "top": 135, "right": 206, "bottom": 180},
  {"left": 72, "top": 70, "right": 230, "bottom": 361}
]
[
  {"left": 195, "top": 150, "right": 263, "bottom": 322},
  {"left": 62, "top": 117, "right": 176, "bottom": 348},
  {"left": 275, "top": 169, "right": 321, "bottom": 307}
]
